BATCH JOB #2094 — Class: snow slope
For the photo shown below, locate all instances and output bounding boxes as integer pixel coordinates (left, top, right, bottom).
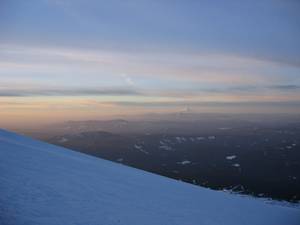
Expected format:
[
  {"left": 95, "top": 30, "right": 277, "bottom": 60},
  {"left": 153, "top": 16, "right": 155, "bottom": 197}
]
[{"left": 0, "top": 129, "right": 299, "bottom": 225}]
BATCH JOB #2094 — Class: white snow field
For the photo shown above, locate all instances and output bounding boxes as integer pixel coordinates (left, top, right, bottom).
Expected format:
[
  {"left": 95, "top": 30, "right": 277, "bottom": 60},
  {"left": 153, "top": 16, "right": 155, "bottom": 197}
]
[{"left": 0, "top": 129, "right": 299, "bottom": 225}]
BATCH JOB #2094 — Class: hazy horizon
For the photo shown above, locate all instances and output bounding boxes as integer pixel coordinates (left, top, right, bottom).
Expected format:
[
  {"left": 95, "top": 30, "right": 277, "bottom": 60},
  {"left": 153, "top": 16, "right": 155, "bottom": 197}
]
[{"left": 3, "top": 111, "right": 300, "bottom": 131}]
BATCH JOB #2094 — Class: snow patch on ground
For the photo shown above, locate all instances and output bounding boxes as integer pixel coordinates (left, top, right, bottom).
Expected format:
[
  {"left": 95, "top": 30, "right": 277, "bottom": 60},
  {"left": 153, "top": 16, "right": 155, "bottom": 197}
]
[
  {"left": 59, "top": 137, "right": 68, "bottom": 143},
  {"left": 175, "top": 137, "right": 187, "bottom": 143},
  {"left": 177, "top": 160, "right": 191, "bottom": 165},
  {"left": 197, "top": 137, "right": 205, "bottom": 140},
  {"left": 226, "top": 155, "right": 237, "bottom": 160},
  {"left": 134, "top": 144, "right": 149, "bottom": 154},
  {"left": 159, "top": 141, "right": 173, "bottom": 151},
  {"left": 232, "top": 163, "right": 241, "bottom": 167}
]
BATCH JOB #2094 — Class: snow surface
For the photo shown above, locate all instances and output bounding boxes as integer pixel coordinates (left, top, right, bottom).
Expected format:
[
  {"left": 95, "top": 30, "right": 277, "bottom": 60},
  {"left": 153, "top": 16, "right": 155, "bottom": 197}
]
[{"left": 0, "top": 129, "right": 299, "bottom": 225}]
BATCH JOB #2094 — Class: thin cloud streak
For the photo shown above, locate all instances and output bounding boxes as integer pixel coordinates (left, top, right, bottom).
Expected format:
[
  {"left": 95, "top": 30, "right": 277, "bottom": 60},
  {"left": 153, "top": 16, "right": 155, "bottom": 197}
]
[
  {"left": 0, "top": 87, "right": 143, "bottom": 97},
  {"left": 113, "top": 100, "right": 300, "bottom": 109},
  {"left": 1, "top": 44, "right": 298, "bottom": 86},
  {"left": 270, "top": 85, "right": 300, "bottom": 91},
  {"left": 1, "top": 84, "right": 300, "bottom": 98}
]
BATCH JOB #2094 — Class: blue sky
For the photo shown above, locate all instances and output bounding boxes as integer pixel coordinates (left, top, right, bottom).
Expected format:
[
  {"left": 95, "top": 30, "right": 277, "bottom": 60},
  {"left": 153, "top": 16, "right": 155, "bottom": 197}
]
[{"left": 0, "top": 0, "right": 300, "bottom": 126}]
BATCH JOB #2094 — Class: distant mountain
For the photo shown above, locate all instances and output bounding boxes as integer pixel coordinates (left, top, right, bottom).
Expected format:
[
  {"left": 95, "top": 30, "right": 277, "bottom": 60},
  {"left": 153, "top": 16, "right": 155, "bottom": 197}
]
[
  {"left": 44, "top": 113, "right": 300, "bottom": 136},
  {"left": 1, "top": 129, "right": 299, "bottom": 225}
]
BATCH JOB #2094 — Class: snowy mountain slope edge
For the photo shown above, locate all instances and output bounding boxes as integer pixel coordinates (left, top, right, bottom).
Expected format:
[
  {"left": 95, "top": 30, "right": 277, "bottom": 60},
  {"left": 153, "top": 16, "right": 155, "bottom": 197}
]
[{"left": 0, "top": 129, "right": 299, "bottom": 225}]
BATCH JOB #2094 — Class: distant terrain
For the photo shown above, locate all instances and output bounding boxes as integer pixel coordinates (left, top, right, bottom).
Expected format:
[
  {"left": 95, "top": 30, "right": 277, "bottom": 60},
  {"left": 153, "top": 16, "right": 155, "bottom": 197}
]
[{"left": 24, "top": 113, "right": 300, "bottom": 203}]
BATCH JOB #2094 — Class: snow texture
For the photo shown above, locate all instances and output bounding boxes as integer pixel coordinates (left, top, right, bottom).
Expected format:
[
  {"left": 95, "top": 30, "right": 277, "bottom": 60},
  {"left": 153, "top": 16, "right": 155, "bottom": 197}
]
[{"left": 0, "top": 129, "right": 299, "bottom": 225}]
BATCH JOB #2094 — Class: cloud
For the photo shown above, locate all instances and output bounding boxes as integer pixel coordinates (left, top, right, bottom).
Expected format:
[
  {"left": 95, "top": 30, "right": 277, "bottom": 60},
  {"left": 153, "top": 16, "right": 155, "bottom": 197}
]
[
  {"left": 0, "top": 87, "right": 143, "bottom": 97},
  {"left": 113, "top": 100, "right": 300, "bottom": 108},
  {"left": 1, "top": 44, "right": 298, "bottom": 86},
  {"left": 270, "top": 85, "right": 300, "bottom": 91},
  {"left": 121, "top": 74, "right": 135, "bottom": 86}
]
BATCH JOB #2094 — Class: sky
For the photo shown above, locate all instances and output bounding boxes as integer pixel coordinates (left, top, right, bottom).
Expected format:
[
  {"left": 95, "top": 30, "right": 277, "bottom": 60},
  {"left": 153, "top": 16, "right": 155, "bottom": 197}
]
[{"left": 0, "top": 0, "right": 300, "bottom": 128}]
